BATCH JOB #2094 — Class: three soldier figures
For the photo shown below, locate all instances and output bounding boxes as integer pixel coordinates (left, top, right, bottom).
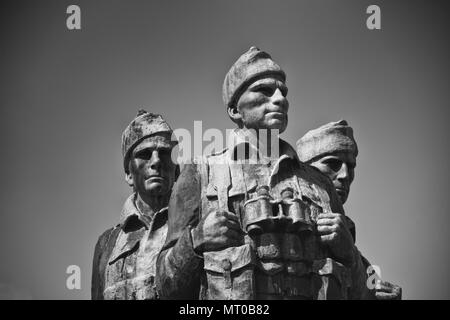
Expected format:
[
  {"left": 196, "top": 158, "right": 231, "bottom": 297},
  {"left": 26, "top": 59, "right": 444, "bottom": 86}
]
[{"left": 92, "top": 46, "right": 401, "bottom": 300}]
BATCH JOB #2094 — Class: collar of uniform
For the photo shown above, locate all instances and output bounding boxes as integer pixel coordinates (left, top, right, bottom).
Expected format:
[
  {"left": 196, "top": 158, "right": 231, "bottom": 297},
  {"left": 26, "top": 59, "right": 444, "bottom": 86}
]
[
  {"left": 119, "top": 193, "right": 168, "bottom": 232},
  {"left": 227, "top": 128, "right": 299, "bottom": 163}
]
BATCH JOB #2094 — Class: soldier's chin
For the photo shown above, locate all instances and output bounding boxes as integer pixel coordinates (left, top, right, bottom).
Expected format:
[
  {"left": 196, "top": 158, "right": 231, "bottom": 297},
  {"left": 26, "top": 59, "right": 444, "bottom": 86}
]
[
  {"left": 336, "top": 189, "right": 348, "bottom": 204},
  {"left": 145, "top": 180, "right": 168, "bottom": 195},
  {"left": 266, "top": 119, "right": 287, "bottom": 133}
]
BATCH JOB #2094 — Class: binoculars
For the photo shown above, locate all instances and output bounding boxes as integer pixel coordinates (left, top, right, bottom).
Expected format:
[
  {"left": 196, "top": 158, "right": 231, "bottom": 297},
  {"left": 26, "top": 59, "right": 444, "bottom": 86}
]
[{"left": 242, "top": 185, "right": 319, "bottom": 237}]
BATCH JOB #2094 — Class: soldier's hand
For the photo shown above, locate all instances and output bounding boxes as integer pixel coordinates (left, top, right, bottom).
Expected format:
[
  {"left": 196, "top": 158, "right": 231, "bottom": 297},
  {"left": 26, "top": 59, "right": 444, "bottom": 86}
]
[
  {"left": 375, "top": 280, "right": 402, "bottom": 300},
  {"left": 191, "top": 210, "right": 244, "bottom": 253},
  {"left": 317, "top": 212, "right": 356, "bottom": 266}
]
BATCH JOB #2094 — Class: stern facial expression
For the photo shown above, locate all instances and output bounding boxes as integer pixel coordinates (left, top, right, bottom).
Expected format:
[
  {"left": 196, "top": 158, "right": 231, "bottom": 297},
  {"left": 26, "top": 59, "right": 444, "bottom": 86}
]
[
  {"left": 309, "top": 151, "right": 356, "bottom": 204},
  {"left": 233, "top": 75, "right": 289, "bottom": 133},
  {"left": 126, "top": 133, "right": 177, "bottom": 199}
]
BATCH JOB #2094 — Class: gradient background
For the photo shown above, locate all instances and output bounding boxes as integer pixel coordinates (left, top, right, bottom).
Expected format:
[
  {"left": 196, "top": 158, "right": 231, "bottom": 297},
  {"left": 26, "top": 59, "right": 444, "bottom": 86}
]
[{"left": 1, "top": 0, "right": 449, "bottom": 299}]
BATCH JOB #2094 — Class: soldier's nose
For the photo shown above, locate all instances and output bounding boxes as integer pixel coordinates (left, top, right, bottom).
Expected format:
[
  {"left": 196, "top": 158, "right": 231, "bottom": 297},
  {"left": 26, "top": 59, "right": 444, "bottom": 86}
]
[
  {"left": 150, "top": 150, "right": 161, "bottom": 170},
  {"left": 271, "top": 88, "right": 288, "bottom": 112},
  {"left": 337, "top": 163, "right": 349, "bottom": 181}
]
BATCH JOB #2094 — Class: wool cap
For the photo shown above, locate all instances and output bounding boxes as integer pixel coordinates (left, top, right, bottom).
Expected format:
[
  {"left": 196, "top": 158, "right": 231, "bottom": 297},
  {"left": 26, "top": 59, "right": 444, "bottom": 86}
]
[
  {"left": 222, "top": 46, "right": 286, "bottom": 109},
  {"left": 121, "top": 109, "right": 175, "bottom": 172},
  {"left": 296, "top": 120, "right": 358, "bottom": 163}
]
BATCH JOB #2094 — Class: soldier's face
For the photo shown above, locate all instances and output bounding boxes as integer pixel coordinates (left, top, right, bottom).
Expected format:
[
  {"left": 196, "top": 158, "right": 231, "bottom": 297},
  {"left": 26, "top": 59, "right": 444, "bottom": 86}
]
[
  {"left": 236, "top": 76, "right": 289, "bottom": 133},
  {"left": 127, "top": 133, "right": 176, "bottom": 199},
  {"left": 309, "top": 151, "right": 356, "bottom": 204}
]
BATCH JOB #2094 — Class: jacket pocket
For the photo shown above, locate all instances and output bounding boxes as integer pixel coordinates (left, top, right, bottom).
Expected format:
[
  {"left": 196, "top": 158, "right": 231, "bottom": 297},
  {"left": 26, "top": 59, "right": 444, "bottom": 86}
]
[{"left": 203, "top": 244, "right": 255, "bottom": 300}]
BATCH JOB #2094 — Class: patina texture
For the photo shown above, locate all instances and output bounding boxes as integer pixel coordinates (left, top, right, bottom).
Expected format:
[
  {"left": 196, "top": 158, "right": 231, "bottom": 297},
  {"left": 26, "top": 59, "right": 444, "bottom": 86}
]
[
  {"left": 222, "top": 46, "right": 286, "bottom": 110},
  {"left": 92, "top": 111, "right": 177, "bottom": 300},
  {"left": 156, "top": 47, "right": 373, "bottom": 300},
  {"left": 93, "top": 195, "right": 168, "bottom": 299},
  {"left": 297, "top": 119, "right": 402, "bottom": 300}
]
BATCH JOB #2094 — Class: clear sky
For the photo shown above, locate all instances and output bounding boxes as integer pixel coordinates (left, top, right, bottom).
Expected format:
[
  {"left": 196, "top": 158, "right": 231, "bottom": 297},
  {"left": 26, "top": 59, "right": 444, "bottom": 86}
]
[{"left": 1, "top": 0, "right": 449, "bottom": 299}]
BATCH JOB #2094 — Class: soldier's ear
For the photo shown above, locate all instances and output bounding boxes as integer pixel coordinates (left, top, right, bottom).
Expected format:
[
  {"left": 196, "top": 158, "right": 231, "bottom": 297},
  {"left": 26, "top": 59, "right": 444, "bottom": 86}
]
[
  {"left": 125, "top": 172, "right": 134, "bottom": 187},
  {"left": 227, "top": 105, "right": 242, "bottom": 124}
]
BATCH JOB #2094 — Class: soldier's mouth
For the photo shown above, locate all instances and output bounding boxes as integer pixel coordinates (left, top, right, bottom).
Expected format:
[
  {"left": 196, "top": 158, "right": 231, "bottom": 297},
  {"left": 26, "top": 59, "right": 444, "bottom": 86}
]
[
  {"left": 146, "top": 176, "right": 164, "bottom": 182},
  {"left": 266, "top": 112, "right": 286, "bottom": 118}
]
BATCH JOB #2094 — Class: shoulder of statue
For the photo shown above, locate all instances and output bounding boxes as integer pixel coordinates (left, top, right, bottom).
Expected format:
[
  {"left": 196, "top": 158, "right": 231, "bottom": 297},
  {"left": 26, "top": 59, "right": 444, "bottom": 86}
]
[
  {"left": 93, "top": 227, "right": 120, "bottom": 278},
  {"left": 92, "top": 226, "right": 121, "bottom": 300},
  {"left": 203, "top": 147, "right": 230, "bottom": 165},
  {"left": 95, "top": 226, "right": 121, "bottom": 253},
  {"left": 296, "top": 161, "right": 346, "bottom": 214},
  {"left": 279, "top": 138, "right": 294, "bottom": 150},
  {"left": 207, "top": 147, "right": 229, "bottom": 157},
  {"left": 279, "top": 138, "right": 300, "bottom": 161},
  {"left": 192, "top": 147, "right": 229, "bottom": 167},
  {"left": 163, "top": 160, "right": 203, "bottom": 250},
  {"left": 194, "top": 148, "right": 231, "bottom": 185}
]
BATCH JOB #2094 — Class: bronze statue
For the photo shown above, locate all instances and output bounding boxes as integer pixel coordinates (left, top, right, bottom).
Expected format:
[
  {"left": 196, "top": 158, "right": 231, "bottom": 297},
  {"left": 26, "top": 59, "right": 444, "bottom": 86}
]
[
  {"left": 297, "top": 119, "right": 402, "bottom": 300},
  {"left": 156, "top": 47, "right": 373, "bottom": 299},
  {"left": 91, "top": 110, "right": 178, "bottom": 299}
]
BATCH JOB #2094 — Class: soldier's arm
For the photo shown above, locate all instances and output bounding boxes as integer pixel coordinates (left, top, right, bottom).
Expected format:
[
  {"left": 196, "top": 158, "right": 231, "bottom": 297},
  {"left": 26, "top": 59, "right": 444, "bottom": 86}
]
[
  {"left": 342, "top": 217, "right": 376, "bottom": 299},
  {"left": 347, "top": 248, "right": 377, "bottom": 299},
  {"left": 318, "top": 214, "right": 374, "bottom": 299},
  {"left": 345, "top": 218, "right": 401, "bottom": 300},
  {"left": 156, "top": 227, "right": 203, "bottom": 299},
  {"left": 91, "top": 235, "right": 105, "bottom": 300},
  {"left": 360, "top": 254, "right": 402, "bottom": 300},
  {"left": 316, "top": 186, "right": 373, "bottom": 299},
  {"left": 156, "top": 163, "right": 204, "bottom": 299},
  {"left": 91, "top": 227, "right": 119, "bottom": 300}
]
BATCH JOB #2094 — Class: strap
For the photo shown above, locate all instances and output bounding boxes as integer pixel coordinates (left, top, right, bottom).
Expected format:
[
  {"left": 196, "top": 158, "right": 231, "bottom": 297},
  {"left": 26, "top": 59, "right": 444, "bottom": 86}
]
[{"left": 210, "top": 157, "right": 231, "bottom": 212}]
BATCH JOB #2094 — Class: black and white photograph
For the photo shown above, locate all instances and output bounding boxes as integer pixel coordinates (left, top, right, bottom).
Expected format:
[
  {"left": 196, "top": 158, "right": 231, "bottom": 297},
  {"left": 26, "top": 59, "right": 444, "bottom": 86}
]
[{"left": 1, "top": 0, "right": 449, "bottom": 305}]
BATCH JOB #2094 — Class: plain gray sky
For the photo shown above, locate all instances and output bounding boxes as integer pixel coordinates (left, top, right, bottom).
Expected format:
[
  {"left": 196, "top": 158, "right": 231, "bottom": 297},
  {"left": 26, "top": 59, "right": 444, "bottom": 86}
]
[{"left": 1, "top": 0, "right": 449, "bottom": 299}]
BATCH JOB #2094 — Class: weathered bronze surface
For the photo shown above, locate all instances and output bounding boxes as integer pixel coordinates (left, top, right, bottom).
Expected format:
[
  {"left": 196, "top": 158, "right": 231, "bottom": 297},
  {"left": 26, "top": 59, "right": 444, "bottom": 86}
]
[
  {"left": 91, "top": 48, "right": 393, "bottom": 300},
  {"left": 297, "top": 119, "right": 402, "bottom": 300},
  {"left": 92, "top": 111, "right": 177, "bottom": 299},
  {"left": 156, "top": 47, "right": 373, "bottom": 300}
]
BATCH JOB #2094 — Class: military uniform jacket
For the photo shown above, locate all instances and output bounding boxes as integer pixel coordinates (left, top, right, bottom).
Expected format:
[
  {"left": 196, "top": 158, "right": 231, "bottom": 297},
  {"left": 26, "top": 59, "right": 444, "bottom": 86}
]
[
  {"left": 156, "top": 130, "right": 371, "bottom": 300},
  {"left": 91, "top": 193, "right": 168, "bottom": 300}
]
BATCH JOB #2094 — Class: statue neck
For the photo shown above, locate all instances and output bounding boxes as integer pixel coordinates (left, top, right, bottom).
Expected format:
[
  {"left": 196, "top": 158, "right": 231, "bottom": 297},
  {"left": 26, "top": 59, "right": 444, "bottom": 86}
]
[
  {"left": 135, "top": 193, "right": 168, "bottom": 219},
  {"left": 237, "top": 127, "right": 278, "bottom": 160}
]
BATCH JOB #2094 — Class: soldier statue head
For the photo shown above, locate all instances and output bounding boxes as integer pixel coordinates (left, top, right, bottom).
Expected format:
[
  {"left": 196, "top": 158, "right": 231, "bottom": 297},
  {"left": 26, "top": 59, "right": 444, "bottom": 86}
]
[
  {"left": 122, "top": 110, "right": 178, "bottom": 211},
  {"left": 223, "top": 46, "right": 289, "bottom": 133},
  {"left": 156, "top": 49, "right": 374, "bottom": 301},
  {"left": 296, "top": 119, "right": 358, "bottom": 204},
  {"left": 297, "top": 121, "right": 403, "bottom": 300}
]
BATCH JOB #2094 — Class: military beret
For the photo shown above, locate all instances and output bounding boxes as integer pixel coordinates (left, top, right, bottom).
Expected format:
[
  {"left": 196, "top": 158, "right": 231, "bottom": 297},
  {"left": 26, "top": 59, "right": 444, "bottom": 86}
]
[
  {"left": 121, "top": 109, "right": 175, "bottom": 173},
  {"left": 222, "top": 46, "right": 286, "bottom": 109},
  {"left": 296, "top": 120, "right": 358, "bottom": 163}
]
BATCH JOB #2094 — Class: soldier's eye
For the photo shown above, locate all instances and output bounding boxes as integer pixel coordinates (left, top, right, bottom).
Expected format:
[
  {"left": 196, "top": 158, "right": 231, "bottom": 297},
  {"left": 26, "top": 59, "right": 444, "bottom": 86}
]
[
  {"left": 135, "top": 150, "right": 152, "bottom": 160},
  {"left": 255, "top": 86, "right": 274, "bottom": 96},
  {"left": 323, "top": 158, "right": 342, "bottom": 172}
]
